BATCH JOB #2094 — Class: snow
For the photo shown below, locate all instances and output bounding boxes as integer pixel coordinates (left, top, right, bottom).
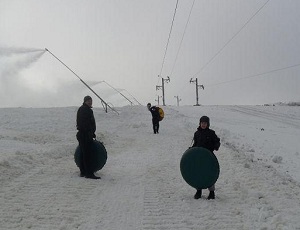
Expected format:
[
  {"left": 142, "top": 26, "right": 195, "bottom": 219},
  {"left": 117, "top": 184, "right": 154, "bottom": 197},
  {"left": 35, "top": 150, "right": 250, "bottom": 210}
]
[{"left": 1, "top": 105, "right": 300, "bottom": 229}]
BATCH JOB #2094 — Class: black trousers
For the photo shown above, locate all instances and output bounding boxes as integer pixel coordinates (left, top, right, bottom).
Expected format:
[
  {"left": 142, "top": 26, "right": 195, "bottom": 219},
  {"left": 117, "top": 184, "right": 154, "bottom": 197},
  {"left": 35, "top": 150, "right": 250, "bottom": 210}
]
[
  {"left": 76, "top": 131, "right": 93, "bottom": 175},
  {"left": 152, "top": 118, "right": 159, "bottom": 133}
]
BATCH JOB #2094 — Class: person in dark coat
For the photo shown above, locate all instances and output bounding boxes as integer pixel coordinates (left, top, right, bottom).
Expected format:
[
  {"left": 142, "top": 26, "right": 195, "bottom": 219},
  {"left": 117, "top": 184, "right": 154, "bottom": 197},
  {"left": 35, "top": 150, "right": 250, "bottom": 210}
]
[
  {"left": 76, "top": 95, "right": 100, "bottom": 179},
  {"left": 192, "top": 115, "right": 220, "bottom": 199},
  {"left": 147, "top": 103, "right": 160, "bottom": 134}
]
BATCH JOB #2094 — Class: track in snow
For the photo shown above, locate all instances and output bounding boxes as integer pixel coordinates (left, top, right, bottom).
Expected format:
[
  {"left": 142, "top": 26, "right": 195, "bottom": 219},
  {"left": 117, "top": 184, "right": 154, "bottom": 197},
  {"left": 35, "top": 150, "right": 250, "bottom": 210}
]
[{"left": 1, "top": 106, "right": 300, "bottom": 229}]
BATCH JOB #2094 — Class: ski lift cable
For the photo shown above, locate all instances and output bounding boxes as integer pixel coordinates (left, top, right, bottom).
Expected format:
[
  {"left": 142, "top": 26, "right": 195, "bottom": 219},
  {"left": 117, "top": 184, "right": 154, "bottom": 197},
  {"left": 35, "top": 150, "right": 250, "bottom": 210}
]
[
  {"left": 172, "top": 0, "right": 270, "bottom": 96},
  {"left": 207, "top": 62, "right": 300, "bottom": 87},
  {"left": 170, "top": 61, "right": 300, "bottom": 97},
  {"left": 169, "top": 0, "right": 196, "bottom": 78},
  {"left": 191, "top": 0, "right": 270, "bottom": 79},
  {"left": 157, "top": 0, "right": 179, "bottom": 86}
]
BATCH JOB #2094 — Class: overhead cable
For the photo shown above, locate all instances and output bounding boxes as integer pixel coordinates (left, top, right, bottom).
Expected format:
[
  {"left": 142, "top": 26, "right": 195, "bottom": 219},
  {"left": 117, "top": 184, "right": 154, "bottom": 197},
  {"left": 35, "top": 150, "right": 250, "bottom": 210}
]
[
  {"left": 169, "top": 0, "right": 195, "bottom": 77},
  {"left": 207, "top": 62, "right": 300, "bottom": 87},
  {"left": 192, "top": 0, "right": 270, "bottom": 78},
  {"left": 158, "top": 0, "right": 179, "bottom": 80}
]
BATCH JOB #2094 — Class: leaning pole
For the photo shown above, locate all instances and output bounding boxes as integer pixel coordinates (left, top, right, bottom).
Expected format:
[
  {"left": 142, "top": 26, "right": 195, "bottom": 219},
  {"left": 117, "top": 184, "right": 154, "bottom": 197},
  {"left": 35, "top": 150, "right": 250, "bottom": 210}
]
[{"left": 45, "top": 48, "right": 118, "bottom": 114}]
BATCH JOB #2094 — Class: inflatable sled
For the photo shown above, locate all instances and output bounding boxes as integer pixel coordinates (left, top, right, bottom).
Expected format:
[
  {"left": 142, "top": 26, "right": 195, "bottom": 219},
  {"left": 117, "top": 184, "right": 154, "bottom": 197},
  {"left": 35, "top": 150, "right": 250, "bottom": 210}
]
[
  {"left": 180, "top": 147, "right": 219, "bottom": 189},
  {"left": 74, "top": 140, "right": 107, "bottom": 173},
  {"left": 158, "top": 107, "right": 164, "bottom": 121}
]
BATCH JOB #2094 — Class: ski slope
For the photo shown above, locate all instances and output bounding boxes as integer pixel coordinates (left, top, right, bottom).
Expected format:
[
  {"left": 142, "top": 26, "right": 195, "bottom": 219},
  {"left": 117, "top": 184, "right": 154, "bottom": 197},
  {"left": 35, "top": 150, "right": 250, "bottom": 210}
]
[{"left": 0, "top": 105, "right": 300, "bottom": 229}]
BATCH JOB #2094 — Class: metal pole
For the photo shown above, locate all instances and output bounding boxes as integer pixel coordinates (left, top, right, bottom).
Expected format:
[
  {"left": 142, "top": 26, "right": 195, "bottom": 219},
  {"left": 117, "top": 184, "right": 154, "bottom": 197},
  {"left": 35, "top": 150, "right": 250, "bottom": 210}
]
[
  {"left": 123, "top": 89, "right": 142, "bottom": 105},
  {"left": 45, "top": 48, "right": 119, "bottom": 114},
  {"left": 195, "top": 78, "right": 199, "bottom": 106},
  {"left": 162, "top": 78, "right": 165, "bottom": 106},
  {"left": 101, "top": 81, "right": 134, "bottom": 106},
  {"left": 174, "top": 96, "right": 180, "bottom": 106},
  {"left": 156, "top": 76, "right": 169, "bottom": 106}
]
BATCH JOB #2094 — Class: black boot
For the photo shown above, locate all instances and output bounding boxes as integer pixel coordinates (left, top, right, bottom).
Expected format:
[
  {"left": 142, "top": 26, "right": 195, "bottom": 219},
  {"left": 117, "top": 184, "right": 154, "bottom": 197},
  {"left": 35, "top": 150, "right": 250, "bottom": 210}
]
[
  {"left": 79, "top": 169, "right": 85, "bottom": 177},
  {"left": 85, "top": 173, "right": 101, "bottom": 179},
  {"left": 207, "top": 191, "right": 215, "bottom": 200},
  {"left": 194, "top": 189, "right": 202, "bottom": 199}
]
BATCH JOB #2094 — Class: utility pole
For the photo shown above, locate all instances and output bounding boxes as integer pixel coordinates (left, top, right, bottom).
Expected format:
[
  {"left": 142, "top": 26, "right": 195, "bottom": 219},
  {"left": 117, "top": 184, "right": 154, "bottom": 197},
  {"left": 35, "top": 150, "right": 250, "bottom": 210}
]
[
  {"left": 190, "top": 78, "right": 204, "bottom": 106},
  {"left": 156, "top": 76, "right": 170, "bottom": 106},
  {"left": 174, "top": 95, "right": 181, "bottom": 106},
  {"left": 155, "top": 95, "right": 162, "bottom": 105}
]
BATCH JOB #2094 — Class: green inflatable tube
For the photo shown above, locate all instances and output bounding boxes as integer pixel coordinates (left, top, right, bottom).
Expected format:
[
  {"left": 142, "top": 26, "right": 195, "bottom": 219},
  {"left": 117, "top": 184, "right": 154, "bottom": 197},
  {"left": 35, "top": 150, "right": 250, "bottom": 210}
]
[
  {"left": 74, "top": 140, "right": 107, "bottom": 172},
  {"left": 180, "top": 147, "right": 220, "bottom": 189}
]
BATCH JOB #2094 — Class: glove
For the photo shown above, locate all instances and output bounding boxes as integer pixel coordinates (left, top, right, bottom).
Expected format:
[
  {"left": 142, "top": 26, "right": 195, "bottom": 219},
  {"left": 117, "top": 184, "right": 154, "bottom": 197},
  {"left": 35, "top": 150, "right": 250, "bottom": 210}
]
[{"left": 214, "top": 142, "right": 220, "bottom": 151}]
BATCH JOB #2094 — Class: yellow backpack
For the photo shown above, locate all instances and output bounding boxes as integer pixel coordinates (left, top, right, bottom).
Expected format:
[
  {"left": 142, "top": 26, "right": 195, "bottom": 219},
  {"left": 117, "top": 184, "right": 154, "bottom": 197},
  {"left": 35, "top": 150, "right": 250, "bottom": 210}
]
[{"left": 158, "top": 107, "right": 164, "bottom": 121}]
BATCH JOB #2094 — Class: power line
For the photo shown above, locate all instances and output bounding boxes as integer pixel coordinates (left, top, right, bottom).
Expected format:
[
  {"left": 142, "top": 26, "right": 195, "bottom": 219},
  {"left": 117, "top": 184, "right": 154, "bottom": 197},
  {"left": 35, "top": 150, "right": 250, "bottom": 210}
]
[
  {"left": 158, "top": 0, "right": 179, "bottom": 79},
  {"left": 169, "top": 0, "right": 195, "bottom": 77},
  {"left": 155, "top": 0, "right": 179, "bottom": 102},
  {"left": 207, "top": 62, "right": 300, "bottom": 87},
  {"left": 192, "top": 0, "right": 270, "bottom": 78}
]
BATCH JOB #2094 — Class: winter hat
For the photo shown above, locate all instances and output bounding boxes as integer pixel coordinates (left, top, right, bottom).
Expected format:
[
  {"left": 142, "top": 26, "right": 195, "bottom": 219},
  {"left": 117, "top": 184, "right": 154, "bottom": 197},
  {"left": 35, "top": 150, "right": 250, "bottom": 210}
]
[
  {"left": 84, "top": 95, "right": 92, "bottom": 103},
  {"left": 200, "top": 115, "right": 210, "bottom": 127},
  {"left": 147, "top": 103, "right": 151, "bottom": 108}
]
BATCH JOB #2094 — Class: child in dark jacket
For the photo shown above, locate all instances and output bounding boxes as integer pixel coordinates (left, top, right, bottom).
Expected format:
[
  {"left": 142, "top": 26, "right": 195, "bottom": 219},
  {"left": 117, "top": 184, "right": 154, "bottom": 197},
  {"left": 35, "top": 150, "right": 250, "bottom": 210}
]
[{"left": 192, "top": 115, "right": 220, "bottom": 200}]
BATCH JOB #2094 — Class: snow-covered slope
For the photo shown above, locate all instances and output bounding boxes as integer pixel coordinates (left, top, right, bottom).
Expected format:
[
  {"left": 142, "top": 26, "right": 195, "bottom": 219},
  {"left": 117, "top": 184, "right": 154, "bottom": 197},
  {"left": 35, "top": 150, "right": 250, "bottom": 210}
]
[{"left": 0, "top": 105, "right": 300, "bottom": 229}]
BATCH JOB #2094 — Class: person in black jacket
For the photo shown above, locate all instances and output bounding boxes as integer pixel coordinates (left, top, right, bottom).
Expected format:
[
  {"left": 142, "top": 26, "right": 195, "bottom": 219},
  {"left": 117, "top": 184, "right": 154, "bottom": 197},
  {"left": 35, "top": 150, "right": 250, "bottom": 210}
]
[
  {"left": 192, "top": 115, "right": 220, "bottom": 199},
  {"left": 76, "top": 96, "right": 100, "bottom": 179},
  {"left": 147, "top": 103, "right": 160, "bottom": 134}
]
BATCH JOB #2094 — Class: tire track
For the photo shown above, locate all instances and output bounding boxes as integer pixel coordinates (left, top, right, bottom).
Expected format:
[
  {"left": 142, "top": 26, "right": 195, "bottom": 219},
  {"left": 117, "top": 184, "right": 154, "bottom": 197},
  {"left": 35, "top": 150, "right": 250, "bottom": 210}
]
[
  {"left": 215, "top": 142, "right": 300, "bottom": 229},
  {"left": 0, "top": 149, "right": 102, "bottom": 230},
  {"left": 2, "top": 106, "right": 300, "bottom": 229},
  {"left": 142, "top": 107, "right": 300, "bottom": 229},
  {"left": 231, "top": 106, "right": 300, "bottom": 129}
]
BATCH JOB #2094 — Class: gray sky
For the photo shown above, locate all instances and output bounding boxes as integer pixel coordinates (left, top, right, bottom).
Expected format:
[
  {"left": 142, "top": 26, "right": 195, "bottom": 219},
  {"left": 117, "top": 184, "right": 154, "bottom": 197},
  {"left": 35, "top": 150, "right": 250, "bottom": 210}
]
[{"left": 0, "top": 0, "right": 299, "bottom": 107}]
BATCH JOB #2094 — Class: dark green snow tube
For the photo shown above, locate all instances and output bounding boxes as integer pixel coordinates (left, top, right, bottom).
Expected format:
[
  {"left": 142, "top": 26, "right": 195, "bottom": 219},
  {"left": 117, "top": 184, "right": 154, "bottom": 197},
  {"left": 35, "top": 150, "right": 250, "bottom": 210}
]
[
  {"left": 180, "top": 147, "right": 220, "bottom": 189},
  {"left": 74, "top": 140, "right": 107, "bottom": 172}
]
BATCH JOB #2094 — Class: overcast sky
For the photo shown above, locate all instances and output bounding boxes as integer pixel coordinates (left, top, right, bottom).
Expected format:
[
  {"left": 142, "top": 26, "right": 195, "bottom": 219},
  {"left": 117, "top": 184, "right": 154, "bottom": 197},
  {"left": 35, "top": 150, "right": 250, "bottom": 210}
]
[{"left": 0, "top": 0, "right": 299, "bottom": 107}]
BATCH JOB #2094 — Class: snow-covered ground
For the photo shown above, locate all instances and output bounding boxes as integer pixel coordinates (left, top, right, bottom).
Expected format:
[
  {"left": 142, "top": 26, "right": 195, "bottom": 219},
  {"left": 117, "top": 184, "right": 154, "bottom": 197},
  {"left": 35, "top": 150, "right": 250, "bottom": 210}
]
[{"left": 1, "top": 105, "right": 300, "bottom": 230}]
